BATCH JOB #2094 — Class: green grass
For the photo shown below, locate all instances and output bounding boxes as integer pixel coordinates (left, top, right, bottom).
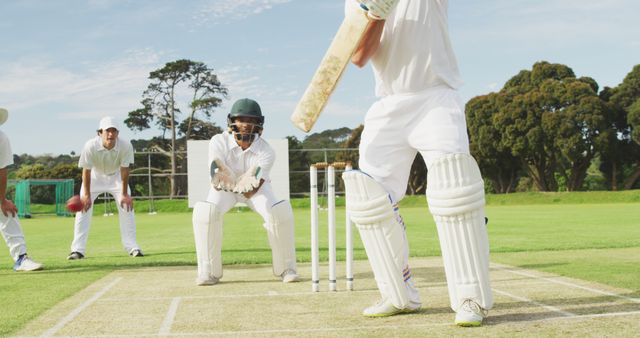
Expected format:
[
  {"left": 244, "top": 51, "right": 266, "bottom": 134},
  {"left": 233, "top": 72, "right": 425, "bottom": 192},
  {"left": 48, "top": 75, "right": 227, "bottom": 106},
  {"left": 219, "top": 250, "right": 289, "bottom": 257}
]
[{"left": 1, "top": 192, "right": 639, "bottom": 336}]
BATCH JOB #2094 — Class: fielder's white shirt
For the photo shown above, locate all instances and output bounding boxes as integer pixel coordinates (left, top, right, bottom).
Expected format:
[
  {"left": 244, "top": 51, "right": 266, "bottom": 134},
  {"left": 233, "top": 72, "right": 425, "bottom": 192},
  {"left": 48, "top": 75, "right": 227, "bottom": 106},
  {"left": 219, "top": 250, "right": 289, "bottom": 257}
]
[
  {"left": 78, "top": 136, "right": 134, "bottom": 175},
  {"left": 0, "top": 130, "right": 13, "bottom": 169},
  {"left": 208, "top": 133, "right": 274, "bottom": 180},
  {"left": 346, "top": 0, "right": 463, "bottom": 96}
]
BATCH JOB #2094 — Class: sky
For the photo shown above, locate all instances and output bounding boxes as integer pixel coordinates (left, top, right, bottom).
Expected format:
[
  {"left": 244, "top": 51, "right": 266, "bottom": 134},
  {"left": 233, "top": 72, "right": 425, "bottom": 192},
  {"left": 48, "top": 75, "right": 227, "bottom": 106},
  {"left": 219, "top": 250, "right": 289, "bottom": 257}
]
[{"left": 1, "top": 0, "right": 639, "bottom": 156}]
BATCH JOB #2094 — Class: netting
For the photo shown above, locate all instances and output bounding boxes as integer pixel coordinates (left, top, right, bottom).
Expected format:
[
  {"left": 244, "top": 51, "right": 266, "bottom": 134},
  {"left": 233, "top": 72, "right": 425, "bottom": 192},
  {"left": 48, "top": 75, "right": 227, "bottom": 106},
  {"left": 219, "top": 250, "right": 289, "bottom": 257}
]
[{"left": 12, "top": 179, "right": 75, "bottom": 218}]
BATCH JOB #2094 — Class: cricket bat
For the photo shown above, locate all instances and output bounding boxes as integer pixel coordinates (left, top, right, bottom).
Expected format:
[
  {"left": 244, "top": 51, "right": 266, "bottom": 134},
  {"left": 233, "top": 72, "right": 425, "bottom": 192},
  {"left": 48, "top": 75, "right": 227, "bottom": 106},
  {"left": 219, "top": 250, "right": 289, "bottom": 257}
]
[{"left": 290, "top": 9, "right": 370, "bottom": 133}]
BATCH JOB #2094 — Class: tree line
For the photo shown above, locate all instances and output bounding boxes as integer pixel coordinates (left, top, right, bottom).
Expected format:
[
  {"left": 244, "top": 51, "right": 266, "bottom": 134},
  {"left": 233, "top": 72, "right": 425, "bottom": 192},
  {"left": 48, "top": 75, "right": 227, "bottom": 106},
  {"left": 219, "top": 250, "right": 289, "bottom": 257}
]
[{"left": 8, "top": 59, "right": 639, "bottom": 203}]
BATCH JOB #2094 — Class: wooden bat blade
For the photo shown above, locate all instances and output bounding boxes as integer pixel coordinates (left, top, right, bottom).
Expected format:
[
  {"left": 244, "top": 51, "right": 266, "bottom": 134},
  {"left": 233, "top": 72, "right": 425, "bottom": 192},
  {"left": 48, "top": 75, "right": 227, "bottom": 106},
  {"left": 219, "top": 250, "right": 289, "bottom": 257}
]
[{"left": 291, "top": 11, "right": 369, "bottom": 133}]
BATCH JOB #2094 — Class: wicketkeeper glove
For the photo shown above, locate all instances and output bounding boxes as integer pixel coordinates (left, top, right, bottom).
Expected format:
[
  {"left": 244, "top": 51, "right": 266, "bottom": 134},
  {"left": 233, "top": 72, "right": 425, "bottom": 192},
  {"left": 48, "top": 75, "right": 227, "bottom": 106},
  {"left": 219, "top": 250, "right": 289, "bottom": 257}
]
[
  {"left": 210, "top": 159, "right": 237, "bottom": 192},
  {"left": 358, "top": 0, "right": 399, "bottom": 20},
  {"left": 233, "top": 165, "right": 263, "bottom": 194}
]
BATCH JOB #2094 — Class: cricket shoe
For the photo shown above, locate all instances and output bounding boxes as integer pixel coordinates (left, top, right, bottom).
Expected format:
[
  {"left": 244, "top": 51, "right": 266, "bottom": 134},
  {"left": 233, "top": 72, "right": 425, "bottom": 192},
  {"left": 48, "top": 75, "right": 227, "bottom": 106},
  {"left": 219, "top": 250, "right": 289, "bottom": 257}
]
[
  {"left": 362, "top": 298, "right": 421, "bottom": 318},
  {"left": 67, "top": 251, "right": 85, "bottom": 260},
  {"left": 455, "top": 299, "right": 488, "bottom": 327},
  {"left": 196, "top": 275, "right": 220, "bottom": 286},
  {"left": 13, "top": 255, "right": 43, "bottom": 271},
  {"left": 129, "top": 249, "right": 144, "bottom": 257},
  {"left": 281, "top": 269, "right": 300, "bottom": 283}
]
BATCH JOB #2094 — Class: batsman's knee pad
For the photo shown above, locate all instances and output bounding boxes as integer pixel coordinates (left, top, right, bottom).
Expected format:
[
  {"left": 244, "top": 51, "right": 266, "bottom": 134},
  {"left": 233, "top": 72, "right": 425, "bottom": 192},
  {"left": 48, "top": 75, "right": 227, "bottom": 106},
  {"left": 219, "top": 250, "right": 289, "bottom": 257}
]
[
  {"left": 426, "top": 153, "right": 492, "bottom": 311},
  {"left": 266, "top": 200, "right": 297, "bottom": 276},
  {"left": 192, "top": 202, "right": 223, "bottom": 279},
  {"left": 343, "top": 170, "right": 411, "bottom": 309}
]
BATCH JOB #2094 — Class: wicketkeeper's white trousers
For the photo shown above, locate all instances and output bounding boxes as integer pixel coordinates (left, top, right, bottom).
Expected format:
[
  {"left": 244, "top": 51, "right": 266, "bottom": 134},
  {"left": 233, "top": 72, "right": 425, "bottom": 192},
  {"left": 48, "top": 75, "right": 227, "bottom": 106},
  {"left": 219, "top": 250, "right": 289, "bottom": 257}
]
[
  {"left": 1, "top": 214, "right": 27, "bottom": 261},
  {"left": 70, "top": 171, "right": 140, "bottom": 255}
]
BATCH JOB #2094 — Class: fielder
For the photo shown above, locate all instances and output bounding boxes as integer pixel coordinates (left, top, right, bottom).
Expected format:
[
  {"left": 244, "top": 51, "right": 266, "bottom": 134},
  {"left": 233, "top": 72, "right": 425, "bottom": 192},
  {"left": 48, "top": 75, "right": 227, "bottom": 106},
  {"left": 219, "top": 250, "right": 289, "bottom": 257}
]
[
  {"left": 192, "top": 98, "right": 299, "bottom": 286},
  {"left": 67, "top": 116, "right": 143, "bottom": 260},
  {"left": 0, "top": 108, "right": 43, "bottom": 271},
  {"left": 342, "top": 0, "right": 493, "bottom": 326}
]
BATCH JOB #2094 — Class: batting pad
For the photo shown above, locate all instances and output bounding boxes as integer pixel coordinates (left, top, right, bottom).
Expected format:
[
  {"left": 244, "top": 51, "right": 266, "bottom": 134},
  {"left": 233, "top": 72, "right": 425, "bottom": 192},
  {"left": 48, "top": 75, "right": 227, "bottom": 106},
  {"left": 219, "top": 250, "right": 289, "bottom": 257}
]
[
  {"left": 343, "top": 170, "right": 410, "bottom": 309},
  {"left": 266, "top": 200, "right": 297, "bottom": 276},
  {"left": 426, "top": 153, "right": 493, "bottom": 311},
  {"left": 192, "top": 202, "right": 223, "bottom": 279}
]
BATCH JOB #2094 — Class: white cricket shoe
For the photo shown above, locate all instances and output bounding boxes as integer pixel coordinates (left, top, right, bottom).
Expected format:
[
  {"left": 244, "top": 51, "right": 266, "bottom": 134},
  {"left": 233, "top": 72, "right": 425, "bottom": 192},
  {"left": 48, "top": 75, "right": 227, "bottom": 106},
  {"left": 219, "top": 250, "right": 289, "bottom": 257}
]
[
  {"left": 281, "top": 269, "right": 300, "bottom": 283},
  {"left": 13, "top": 255, "right": 44, "bottom": 272},
  {"left": 196, "top": 275, "right": 219, "bottom": 286},
  {"left": 455, "top": 299, "right": 488, "bottom": 327},
  {"left": 362, "top": 298, "right": 421, "bottom": 318}
]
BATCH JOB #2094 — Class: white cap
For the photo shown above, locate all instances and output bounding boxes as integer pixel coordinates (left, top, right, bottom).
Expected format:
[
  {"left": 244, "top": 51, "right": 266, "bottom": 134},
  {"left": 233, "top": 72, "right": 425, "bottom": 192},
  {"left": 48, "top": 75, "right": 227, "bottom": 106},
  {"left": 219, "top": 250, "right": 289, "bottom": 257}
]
[
  {"left": 98, "top": 116, "right": 120, "bottom": 131},
  {"left": 0, "top": 108, "right": 8, "bottom": 126}
]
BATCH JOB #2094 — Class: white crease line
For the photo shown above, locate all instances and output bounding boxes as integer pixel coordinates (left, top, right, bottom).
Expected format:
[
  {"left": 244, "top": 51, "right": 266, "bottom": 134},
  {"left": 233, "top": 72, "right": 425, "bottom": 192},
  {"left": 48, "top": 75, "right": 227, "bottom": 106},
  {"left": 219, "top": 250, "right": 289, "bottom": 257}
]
[
  {"left": 493, "top": 264, "right": 640, "bottom": 303},
  {"left": 40, "top": 277, "right": 122, "bottom": 337},
  {"left": 159, "top": 297, "right": 181, "bottom": 336},
  {"left": 494, "top": 288, "right": 575, "bottom": 317}
]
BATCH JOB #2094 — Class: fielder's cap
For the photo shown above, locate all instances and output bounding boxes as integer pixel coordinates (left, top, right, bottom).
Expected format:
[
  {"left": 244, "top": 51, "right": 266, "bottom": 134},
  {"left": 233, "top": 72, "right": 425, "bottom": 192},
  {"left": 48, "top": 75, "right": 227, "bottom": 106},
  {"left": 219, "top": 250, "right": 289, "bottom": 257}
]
[
  {"left": 229, "top": 98, "right": 262, "bottom": 118},
  {"left": 0, "top": 108, "right": 8, "bottom": 126},
  {"left": 98, "top": 116, "right": 120, "bottom": 131}
]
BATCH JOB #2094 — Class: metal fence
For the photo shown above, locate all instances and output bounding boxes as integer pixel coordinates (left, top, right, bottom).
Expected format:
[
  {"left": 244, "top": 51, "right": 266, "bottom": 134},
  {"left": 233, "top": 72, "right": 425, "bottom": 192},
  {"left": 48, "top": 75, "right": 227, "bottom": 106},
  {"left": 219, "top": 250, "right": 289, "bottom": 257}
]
[{"left": 127, "top": 148, "right": 359, "bottom": 200}]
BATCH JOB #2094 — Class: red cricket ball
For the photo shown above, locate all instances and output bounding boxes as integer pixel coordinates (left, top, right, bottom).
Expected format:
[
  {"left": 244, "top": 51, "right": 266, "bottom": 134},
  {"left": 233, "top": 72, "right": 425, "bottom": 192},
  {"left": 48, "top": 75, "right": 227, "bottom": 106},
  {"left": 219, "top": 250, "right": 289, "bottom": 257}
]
[{"left": 66, "top": 195, "right": 83, "bottom": 213}]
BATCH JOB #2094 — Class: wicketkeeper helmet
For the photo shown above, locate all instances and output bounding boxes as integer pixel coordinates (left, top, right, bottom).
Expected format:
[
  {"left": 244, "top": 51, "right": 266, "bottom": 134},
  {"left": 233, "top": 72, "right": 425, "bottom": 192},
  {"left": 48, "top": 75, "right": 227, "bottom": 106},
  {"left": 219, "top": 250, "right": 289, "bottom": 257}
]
[{"left": 227, "top": 98, "right": 265, "bottom": 143}]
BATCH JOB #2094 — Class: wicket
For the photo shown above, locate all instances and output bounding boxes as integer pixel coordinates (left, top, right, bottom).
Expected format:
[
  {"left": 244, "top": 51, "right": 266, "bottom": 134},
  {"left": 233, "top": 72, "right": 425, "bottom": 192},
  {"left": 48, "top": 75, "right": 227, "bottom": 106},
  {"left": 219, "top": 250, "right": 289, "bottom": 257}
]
[{"left": 310, "top": 161, "right": 353, "bottom": 292}]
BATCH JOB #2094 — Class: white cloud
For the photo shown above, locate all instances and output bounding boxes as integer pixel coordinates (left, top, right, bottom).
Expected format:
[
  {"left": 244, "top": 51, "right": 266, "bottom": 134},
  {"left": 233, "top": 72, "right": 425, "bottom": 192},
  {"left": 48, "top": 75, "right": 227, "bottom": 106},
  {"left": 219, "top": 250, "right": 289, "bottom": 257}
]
[
  {"left": 193, "top": 0, "right": 292, "bottom": 25},
  {"left": 0, "top": 48, "right": 164, "bottom": 120}
]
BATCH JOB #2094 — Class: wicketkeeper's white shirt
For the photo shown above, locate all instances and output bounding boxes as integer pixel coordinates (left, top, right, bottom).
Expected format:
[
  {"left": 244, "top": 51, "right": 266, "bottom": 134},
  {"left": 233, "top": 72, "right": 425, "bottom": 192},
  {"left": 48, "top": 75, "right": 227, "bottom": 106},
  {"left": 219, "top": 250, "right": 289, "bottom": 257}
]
[
  {"left": 0, "top": 130, "right": 13, "bottom": 169},
  {"left": 346, "top": 0, "right": 463, "bottom": 96},
  {"left": 208, "top": 133, "right": 274, "bottom": 181},
  {"left": 78, "top": 136, "right": 134, "bottom": 174}
]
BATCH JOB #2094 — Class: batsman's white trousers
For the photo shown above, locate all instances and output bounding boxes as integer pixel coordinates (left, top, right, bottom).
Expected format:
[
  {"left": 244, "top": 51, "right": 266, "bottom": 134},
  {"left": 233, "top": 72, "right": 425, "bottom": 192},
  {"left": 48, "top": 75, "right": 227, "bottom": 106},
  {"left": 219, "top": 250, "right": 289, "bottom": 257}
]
[
  {"left": 70, "top": 171, "right": 140, "bottom": 255},
  {"left": 358, "top": 85, "right": 492, "bottom": 310},
  {"left": 1, "top": 213, "right": 28, "bottom": 262},
  {"left": 359, "top": 85, "right": 470, "bottom": 203},
  {"left": 206, "top": 182, "right": 297, "bottom": 275}
]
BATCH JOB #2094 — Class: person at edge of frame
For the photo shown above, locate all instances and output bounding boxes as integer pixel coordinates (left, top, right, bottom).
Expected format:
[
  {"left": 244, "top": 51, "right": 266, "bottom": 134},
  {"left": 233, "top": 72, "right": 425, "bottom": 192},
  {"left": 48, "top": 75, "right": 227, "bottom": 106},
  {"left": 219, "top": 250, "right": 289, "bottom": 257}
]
[
  {"left": 0, "top": 107, "right": 44, "bottom": 272},
  {"left": 341, "top": 0, "right": 493, "bottom": 327},
  {"left": 191, "top": 98, "right": 300, "bottom": 286}
]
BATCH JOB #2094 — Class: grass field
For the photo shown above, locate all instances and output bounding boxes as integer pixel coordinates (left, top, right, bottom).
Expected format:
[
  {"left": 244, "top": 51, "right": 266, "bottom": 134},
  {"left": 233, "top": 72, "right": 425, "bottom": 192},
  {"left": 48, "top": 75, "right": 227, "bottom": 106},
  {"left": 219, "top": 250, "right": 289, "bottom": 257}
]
[{"left": 1, "top": 191, "right": 639, "bottom": 336}]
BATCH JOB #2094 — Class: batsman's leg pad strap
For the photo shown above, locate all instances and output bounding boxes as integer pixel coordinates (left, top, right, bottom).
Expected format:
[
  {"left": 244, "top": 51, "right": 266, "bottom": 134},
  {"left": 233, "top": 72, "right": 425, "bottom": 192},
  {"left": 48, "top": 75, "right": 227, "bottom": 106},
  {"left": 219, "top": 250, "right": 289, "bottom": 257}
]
[
  {"left": 343, "top": 170, "right": 410, "bottom": 309},
  {"left": 426, "top": 154, "right": 492, "bottom": 310},
  {"left": 192, "top": 202, "right": 223, "bottom": 279},
  {"left": 266, "top": 200, "right": 297, "bottom": 276}
]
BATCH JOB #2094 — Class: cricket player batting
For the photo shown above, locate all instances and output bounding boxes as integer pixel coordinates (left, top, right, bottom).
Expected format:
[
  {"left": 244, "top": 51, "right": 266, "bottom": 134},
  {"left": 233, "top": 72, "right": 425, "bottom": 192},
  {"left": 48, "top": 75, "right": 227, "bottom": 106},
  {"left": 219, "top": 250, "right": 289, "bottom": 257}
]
[{"left": 341, "top": 0, "right": 493, "bottom": 327}]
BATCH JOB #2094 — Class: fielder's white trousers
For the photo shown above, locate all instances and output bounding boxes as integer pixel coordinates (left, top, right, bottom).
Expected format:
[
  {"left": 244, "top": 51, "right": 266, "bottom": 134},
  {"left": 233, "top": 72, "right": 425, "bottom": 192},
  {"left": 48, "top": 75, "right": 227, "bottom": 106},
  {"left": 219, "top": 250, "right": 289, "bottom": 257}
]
[
  {"left": 1, "top": 214, "right": 27, "bottom": 261},
  {"left": 359, "top": 85, "right": 470, "bottom": 202},
  {"left": 70, "top": 171, "right": 140, "bottom": 255}
]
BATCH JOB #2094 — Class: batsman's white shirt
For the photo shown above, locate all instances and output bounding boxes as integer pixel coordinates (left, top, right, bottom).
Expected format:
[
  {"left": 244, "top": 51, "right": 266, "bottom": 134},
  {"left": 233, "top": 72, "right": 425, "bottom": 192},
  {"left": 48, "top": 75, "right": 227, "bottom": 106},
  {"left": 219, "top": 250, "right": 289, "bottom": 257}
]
[
  {"left": 347, "top": 0, "right": 469, "bottom": 202},
  {"left": 70, "top": 136, "right": 140, "bottom": 255},
  {"left": 346, "top": 0, "right": 462, "bottom": 96},
  {"left": 0, "top": 130, "right": 29, "bottom": 261}
]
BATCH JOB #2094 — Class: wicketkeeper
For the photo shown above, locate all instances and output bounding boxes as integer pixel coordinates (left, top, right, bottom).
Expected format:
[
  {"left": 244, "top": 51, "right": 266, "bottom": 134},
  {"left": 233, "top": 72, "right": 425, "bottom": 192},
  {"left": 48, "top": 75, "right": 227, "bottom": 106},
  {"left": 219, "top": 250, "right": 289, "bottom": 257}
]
[
  {"left": 192, "top": 98, "right": 299, "bottom": 286},
  {"left": 342, "top": 0, "right": 493, "bottom": 326}
]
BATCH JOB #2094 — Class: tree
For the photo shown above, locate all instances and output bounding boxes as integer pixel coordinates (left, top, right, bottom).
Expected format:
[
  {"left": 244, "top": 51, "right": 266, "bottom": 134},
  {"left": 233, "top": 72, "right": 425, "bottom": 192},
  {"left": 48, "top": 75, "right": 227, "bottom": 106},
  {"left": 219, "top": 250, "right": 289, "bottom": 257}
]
[
  {"left": 491, "top": 61, "right": 608, "bottom": 191},
  {"left": 466, "top": 93, "right": 523, "bottom": 193},
  {"left": 125, "top": 59, "right": 227, "bottom": 198},
  {"left": 604, "top": 64, "right": 640, "bottom": 189}
]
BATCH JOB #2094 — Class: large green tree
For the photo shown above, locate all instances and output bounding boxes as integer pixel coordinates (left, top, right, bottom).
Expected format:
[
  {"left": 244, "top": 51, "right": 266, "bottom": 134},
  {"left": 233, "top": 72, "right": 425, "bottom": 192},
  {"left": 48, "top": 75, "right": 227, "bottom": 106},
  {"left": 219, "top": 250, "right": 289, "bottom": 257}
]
[
  {"left": 491, "top": 61, "right": 608, "bottom": 191},
  {"left": 466, "top": 93, "right": 523, "bottom": 193},
  {"left": 602, "top": 64, "right": 640, "bottom": 189},
  {"left": 125, "top": 59, "right": 227, "bottom": 198}
]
